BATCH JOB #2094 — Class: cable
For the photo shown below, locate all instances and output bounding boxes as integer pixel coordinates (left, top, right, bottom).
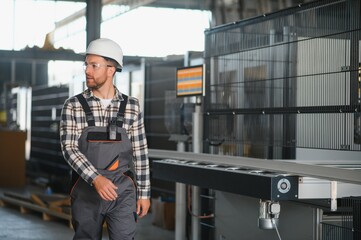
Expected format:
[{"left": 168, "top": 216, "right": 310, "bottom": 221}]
[
  {"left": 272, "top": 218, "right": 282, "bottom": 240},
  {"left": 187, "top": 185, "right": 214, "bottom": 219}
]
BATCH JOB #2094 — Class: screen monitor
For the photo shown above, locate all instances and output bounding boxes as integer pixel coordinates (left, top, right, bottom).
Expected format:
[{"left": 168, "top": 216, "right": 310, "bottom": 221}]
[{"left": 176, "top": 65, "right": 204, "bottom": 97}]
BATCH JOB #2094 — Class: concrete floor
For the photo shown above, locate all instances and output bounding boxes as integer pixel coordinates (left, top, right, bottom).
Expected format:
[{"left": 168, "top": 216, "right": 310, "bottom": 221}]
[{"left": 0, "top": 187, "right": 175, "bottom": 240}]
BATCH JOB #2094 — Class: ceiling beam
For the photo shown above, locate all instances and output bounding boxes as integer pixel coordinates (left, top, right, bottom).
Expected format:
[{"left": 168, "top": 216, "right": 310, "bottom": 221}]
[{"left": 54, "top": 0, "right": 157, "bottom": 30}]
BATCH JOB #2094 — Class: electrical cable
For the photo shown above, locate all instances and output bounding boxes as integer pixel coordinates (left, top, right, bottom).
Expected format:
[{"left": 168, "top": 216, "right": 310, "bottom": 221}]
[
  {"left": 187, "top": 185, "right": 214, "bottom": 219},
  {"left": 272, "top": 218, "right": 282, "bottom": 240}
]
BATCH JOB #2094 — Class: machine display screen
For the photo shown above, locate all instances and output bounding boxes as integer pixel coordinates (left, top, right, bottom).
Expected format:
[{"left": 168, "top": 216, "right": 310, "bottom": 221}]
[{"left": 176, "top": 65, "right": 204, "bottom": 97}]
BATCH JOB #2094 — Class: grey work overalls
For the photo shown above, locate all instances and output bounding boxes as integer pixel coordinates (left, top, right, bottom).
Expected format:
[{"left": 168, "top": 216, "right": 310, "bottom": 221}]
[{"left": 70, "top": 94, "right": 137, "bottom": 240}]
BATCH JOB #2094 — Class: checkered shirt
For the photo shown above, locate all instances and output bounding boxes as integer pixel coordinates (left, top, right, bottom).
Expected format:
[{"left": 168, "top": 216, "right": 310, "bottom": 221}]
[{"left": 60, "top": 87, "right": 150, "bottom": 199}]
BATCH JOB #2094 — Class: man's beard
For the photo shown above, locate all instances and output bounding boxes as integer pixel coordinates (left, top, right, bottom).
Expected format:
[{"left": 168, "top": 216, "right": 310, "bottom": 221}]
[{"left": 86, "top": 79, "right": 106, "bottom": 90}]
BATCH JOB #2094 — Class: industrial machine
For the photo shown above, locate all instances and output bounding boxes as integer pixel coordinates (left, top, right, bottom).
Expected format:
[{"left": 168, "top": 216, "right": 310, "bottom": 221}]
[{"left": 151, "top": 150, "right": 361, "bottom": 239}]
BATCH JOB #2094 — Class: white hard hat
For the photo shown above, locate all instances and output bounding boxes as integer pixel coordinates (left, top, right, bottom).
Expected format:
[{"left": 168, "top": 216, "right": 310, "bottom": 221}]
[{"left": 84, "top": 38, "right": 123, "bottom": 71}]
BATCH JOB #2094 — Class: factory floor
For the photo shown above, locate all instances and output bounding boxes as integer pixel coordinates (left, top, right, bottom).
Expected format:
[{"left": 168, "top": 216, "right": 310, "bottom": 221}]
[{"left": 0, "top": 186, "right": 175, "bottom": 240}]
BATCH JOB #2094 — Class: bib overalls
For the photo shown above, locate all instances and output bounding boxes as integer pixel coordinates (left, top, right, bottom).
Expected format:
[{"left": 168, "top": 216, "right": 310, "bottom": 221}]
[{"left": 70, "top": 94, "right": 137, "bottom": 240}]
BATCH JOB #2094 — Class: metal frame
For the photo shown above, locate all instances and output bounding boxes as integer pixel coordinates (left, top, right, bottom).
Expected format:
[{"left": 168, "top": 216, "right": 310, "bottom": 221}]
[
  {"left": 152, "top": 158, "right": 299, "bottom": 201},
  {"left": 149, "top": 149, "right": 361, "bottom": 185}
]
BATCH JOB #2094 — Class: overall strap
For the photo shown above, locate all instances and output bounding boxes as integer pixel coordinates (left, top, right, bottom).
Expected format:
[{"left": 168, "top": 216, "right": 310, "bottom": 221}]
[
  {"left": 116, "top": 94, "right": 128, "bottom": 128},
  {"left": 76, "top": 94, "right": 95, "bottom": 126}
]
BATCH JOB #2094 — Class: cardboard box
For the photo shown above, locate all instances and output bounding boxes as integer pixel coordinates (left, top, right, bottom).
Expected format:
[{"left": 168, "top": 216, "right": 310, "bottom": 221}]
[
  {"left": 0, "top": 130, "right": 26, "bottom": 187},
  {"left": 151, "top": 197, "right": 175, "bottom": 230}
]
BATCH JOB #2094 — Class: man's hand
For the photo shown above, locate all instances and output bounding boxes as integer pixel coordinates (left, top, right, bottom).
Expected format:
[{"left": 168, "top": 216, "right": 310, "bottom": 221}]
[
  {"left": 137, "top": 199, "right": 150, "bottom": 218},
  {"left": 92, "top": 175, "right": 118, "bottom": 201}
]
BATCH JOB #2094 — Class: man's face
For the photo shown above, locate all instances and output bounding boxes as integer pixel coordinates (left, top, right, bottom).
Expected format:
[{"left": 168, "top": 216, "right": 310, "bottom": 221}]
[{"left": 84, "top": 55, "right": 113, "bottom": 89}]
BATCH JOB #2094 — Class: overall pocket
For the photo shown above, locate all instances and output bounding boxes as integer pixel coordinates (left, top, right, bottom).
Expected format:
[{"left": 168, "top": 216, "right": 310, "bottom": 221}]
[
  {"left": 104, "top": 155, "right": 120, "bottom": 171},
  {"left": 79, "top": 126, "right": 132, "bottom": 171},
  {"left": 85, "top": 141, "right": 122, "bottom": 170}
]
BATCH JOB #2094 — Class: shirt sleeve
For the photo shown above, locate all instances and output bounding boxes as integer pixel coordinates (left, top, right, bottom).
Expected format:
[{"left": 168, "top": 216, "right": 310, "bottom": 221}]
[
  {"left": 130, "top": 99, "right": 151, "bottom": 199},
  {"left": 59, "top": 98, "right": 99, "bottom": 185}
]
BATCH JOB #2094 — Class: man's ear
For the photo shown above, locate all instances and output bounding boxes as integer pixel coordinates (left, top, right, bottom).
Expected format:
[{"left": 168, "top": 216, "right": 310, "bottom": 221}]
[{"left": 108, "top": 66, "right": 116, "bottom": 77}]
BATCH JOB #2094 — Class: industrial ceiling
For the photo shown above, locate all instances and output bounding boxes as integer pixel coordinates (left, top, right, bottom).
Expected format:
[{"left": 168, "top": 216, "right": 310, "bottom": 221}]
[{"left": 44, "top": 0, "right": 315, "bottom": 26}]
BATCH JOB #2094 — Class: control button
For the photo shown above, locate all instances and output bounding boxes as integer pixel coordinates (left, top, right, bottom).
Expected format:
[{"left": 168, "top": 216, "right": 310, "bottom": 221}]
[{"left": 277, "top": 178, "right": 291, "bottom": 194}]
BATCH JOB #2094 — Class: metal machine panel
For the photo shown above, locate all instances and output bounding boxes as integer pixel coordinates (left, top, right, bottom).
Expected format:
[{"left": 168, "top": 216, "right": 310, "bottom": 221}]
[
  {"left": 298, "top": 177, "right": 361, "bottom": 199},
  {"left": 152, "top": 159, "right": 299, "bottom": 201}
]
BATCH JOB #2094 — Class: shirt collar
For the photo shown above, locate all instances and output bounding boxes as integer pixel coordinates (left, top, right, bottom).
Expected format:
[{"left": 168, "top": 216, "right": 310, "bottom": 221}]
[{"left": 84, "top": 86, "right": 125, "bottom": 102}]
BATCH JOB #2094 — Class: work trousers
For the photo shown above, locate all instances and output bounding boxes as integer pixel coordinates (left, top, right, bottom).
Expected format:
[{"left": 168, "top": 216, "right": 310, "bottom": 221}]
[{"left": 71, "top": 171, "right": 137, "bottom": 240}]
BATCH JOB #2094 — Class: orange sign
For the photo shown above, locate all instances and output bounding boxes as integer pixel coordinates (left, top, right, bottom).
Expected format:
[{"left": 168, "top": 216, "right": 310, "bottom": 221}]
[{"left": 176, "top": 65, "right": 203, "bottom": 96}]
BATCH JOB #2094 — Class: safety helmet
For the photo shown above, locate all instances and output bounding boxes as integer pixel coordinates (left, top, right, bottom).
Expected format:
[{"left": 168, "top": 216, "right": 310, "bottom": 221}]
[{"left": 84, "top": 38, "right": 123, "bottom": 72}]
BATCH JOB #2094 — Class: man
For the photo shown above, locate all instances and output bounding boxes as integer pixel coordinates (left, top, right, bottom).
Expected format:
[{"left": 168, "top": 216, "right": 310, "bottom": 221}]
[{"left": 60, "top": 38, "right": 150, "bottom": 240}]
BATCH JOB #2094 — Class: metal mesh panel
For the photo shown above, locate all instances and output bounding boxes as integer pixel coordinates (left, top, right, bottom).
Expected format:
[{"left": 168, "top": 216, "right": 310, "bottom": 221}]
[
  {"left": 204, "top": 0, "right": 361, "bottom": 156},
  {"left": 321, "top": 197, "right": 361, "bottom": 240}
]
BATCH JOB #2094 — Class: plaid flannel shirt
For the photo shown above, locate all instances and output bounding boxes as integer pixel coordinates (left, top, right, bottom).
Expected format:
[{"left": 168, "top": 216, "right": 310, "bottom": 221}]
[{"left": 60, "top": 87, "right": 150, "bottom": 199}]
